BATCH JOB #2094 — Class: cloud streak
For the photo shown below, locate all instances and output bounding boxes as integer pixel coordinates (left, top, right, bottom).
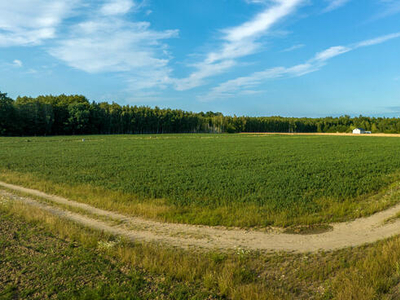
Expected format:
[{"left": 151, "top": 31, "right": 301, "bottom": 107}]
[
  {"left": 323, "top": 0, "right": 351, "bottom": 13},
  {"left": 282, "top": 43, "right": 305, "bottom": 52},
  {"left": 373, "top": 0, "right": 400, "bottom": 19},
  {"left": 100, "top": 0, "right": 135, "bottom": 16},
  {"left": 12, "top": 60, "right": 23, "bottom": 67},
  {"left": 202, "top": 32, "right": 400, "bottom": 101},
  {"left": 0, "top": 0, "right": 78, "bottom": 47},
  {"left": 173, "top": 0, "right": 305, "bottom": 91},
  {"left": 49, "top": 0, "right": 178, "bottom": 91}
]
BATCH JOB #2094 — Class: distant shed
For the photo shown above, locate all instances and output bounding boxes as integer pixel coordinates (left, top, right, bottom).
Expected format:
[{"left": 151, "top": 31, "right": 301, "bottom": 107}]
[{"left": 353, "top": 128, "right": 371, "bottom": 134}]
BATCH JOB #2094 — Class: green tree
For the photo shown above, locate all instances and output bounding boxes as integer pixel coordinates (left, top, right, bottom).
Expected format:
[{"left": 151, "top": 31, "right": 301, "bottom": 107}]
[
  {"left": 67, "top": 102, "right": 90, "bottom": 134},
  {"left": 0, "top": 92, "right": 16, "bottom": 135}
]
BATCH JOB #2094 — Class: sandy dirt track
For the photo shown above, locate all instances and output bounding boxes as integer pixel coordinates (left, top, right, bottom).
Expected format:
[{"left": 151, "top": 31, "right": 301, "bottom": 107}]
[{"left": 1, "top": 181, "right": 400, "bottom": 253}]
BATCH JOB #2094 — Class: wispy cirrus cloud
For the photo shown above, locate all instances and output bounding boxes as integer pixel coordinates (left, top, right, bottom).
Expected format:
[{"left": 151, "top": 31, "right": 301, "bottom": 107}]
[
  {"left": 282, "top": 43, "right": 305, "bottom": 52},
  {"left": 354, "top": 32, "right": 400, "bottom": 47},
  {"left": 12, "top": 60, "right": 23, "bottom": 68},
  {"left": 202, "top": 32, "right": 400, "bottom": 101},
  {"left": 49, "top": 0, "right": 178, "bottom": 91},
  {"left": 313, "top": 46, "right": 351, "bottom": 61},
  {"left": 173, "top": 0, "right": 305, "bottom": 91},
  {"left": 323, "top": 0, "right": 351, "bottom": 13},
  {"left": 0, "top": 0, "right": 78, "bottom": 47},
  {"left": 244, "top": 0, "right": 269, "bottom": 4},
  {"left": 100, "top": 0, "right": 135, "bottom": 16},
  {"left": 372, "top": 0, "right": 400, "bottom": 19}
]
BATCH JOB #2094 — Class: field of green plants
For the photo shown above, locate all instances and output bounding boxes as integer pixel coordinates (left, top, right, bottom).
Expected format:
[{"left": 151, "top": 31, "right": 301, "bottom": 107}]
[{"left": 1, "top": 134, "right": 400, "bottom": 227}]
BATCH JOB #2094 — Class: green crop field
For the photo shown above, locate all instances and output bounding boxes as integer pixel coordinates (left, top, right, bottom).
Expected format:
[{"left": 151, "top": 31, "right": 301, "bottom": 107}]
[{"left": 1, "top": 134, "right": 400, "bottom": 227}]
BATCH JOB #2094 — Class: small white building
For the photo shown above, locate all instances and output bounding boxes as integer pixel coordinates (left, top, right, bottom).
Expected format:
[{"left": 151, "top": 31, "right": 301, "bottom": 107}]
[
  {"left": 353, "top": 128, "right": 365, "bottom": 134},
  {"left": 353, "top": 128, "right": 371, "bottom": 134}
]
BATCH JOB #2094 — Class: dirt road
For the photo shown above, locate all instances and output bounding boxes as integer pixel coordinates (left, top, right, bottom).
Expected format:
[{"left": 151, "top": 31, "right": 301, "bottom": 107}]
[{"left": 1, "top": 181, "right": 400, "bottom": 253}]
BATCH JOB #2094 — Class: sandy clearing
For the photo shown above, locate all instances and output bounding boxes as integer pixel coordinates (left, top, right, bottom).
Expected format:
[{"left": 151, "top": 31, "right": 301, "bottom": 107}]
[{"left": 1, "top": 181, "right": 400, "bottom": 253}]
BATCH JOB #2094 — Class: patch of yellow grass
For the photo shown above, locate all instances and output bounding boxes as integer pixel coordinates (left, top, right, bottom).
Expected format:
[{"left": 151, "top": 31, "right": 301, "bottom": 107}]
[
  {"left": 4, "top": 198, "right": 400, "bottom": 298},
  {"left": 0, "top": 200, "right": 278, "bottom": 299}
]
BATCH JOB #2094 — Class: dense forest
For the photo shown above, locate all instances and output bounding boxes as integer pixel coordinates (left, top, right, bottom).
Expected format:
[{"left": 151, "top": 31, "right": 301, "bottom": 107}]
[{"left": 1, "top": 91, "right": 400, "bottom": 136}]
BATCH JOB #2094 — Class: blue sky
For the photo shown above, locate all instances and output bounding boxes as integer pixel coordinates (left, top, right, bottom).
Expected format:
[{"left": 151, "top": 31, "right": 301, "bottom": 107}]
[{"left": 0, "top": 0, "right": 400, "bottom": 117}]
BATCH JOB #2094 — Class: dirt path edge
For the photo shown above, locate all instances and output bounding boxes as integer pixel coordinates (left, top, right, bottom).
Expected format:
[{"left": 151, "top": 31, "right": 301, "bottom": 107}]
[{"left": 1, "top": 181, "right": 400, "bottom": 253}]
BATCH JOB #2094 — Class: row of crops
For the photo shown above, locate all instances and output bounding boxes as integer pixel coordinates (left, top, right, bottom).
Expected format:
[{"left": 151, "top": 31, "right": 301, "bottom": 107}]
[{"left": 1, "top": 134, "right": 400, "bottom": 224}]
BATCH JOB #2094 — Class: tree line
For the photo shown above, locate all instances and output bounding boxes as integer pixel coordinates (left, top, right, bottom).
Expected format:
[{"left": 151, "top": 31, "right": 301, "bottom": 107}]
[{"left": 1, "top": 91, "right": 400, "bottom": 136}]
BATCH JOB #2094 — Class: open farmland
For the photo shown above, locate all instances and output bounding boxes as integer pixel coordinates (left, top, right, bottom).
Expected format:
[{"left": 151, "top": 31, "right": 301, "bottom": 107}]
[
  {"left": 1, "top": 134, "right": 400, "bottom": 227},
  {"left": 4, "top": 134, "right": 400, "bottom": 299}
]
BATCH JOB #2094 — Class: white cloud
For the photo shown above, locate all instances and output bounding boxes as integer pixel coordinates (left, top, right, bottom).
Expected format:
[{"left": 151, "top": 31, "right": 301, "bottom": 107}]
[
  {"left": 174, "top": 0, "right": 305, "bottom": 91},
  {"left": 100, "top": 0, "right": 135, "bottom": 16},
  {"left": 244, "top": 0, "right": 269, "bottom": 4},
  {"left": 223, "top": 0, "right": 303, "bottom": 44},
  {"left": 50, "top": 21, "right": 177, "bottom": 73},
  {"left": 202, "top": 32, "right": 400, "bottom": 101},
  {"left": 374, "top": 0, "right": 400, "bottom": 19},
  {"left": 200, "top": 63, "right": 319, "bottom": 101},
  {"left": 314, "top": 46, "right": 351, "bottom": 61},
  {"left": 354, "top": 32, "right": 400, "bottom": 48},
  {"left": 12, "top": 59, "right": 23, "bottom": 67},
  {"left": 201, "top": 67, "right": 286, "bottom": 100},
  {"left": 174, "top": 60, "right": 237, "bottom": 91},
  {"left": 0, "top": 0, "right": 78, "bottom": 47},
  {"left": 49, "top": 1, "right": 178, "bottom": 91},
  {"left": 282, "top": 43, "right": 305, "bottom": 52},
  {"left": 323, "top": 0, "right": 351, "bottom": 12}
]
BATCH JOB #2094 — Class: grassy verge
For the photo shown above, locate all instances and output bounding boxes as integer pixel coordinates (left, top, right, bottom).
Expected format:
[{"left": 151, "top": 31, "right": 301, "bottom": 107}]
[
  {"left": 0, "top": 206, "right": 211, "bottom": 299},
  {"left": 2, "top": 196, "right": 400, "bottom": 299}
]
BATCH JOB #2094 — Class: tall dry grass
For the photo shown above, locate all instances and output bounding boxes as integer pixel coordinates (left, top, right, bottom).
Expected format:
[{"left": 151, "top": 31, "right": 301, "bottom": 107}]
[{"left": 3, "top": 188, "right": 400, "bottom": 299}]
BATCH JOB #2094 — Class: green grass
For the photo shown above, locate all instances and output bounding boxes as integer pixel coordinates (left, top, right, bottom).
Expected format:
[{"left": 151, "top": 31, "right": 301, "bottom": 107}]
[
  {"left": 2, "top": 134, "right": 400, "bottom": 227},
  {"left": 3, "top": 194, "right": 400, "bottom": 299},
  {"left": 0, "top": 208, "right": 211, "bottom": 299}
]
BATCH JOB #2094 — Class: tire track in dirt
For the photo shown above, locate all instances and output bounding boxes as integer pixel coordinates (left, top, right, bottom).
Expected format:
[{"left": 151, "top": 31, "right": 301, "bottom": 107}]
[{"left": 1, "top": 181, "right": 400, "bottom": 253}]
